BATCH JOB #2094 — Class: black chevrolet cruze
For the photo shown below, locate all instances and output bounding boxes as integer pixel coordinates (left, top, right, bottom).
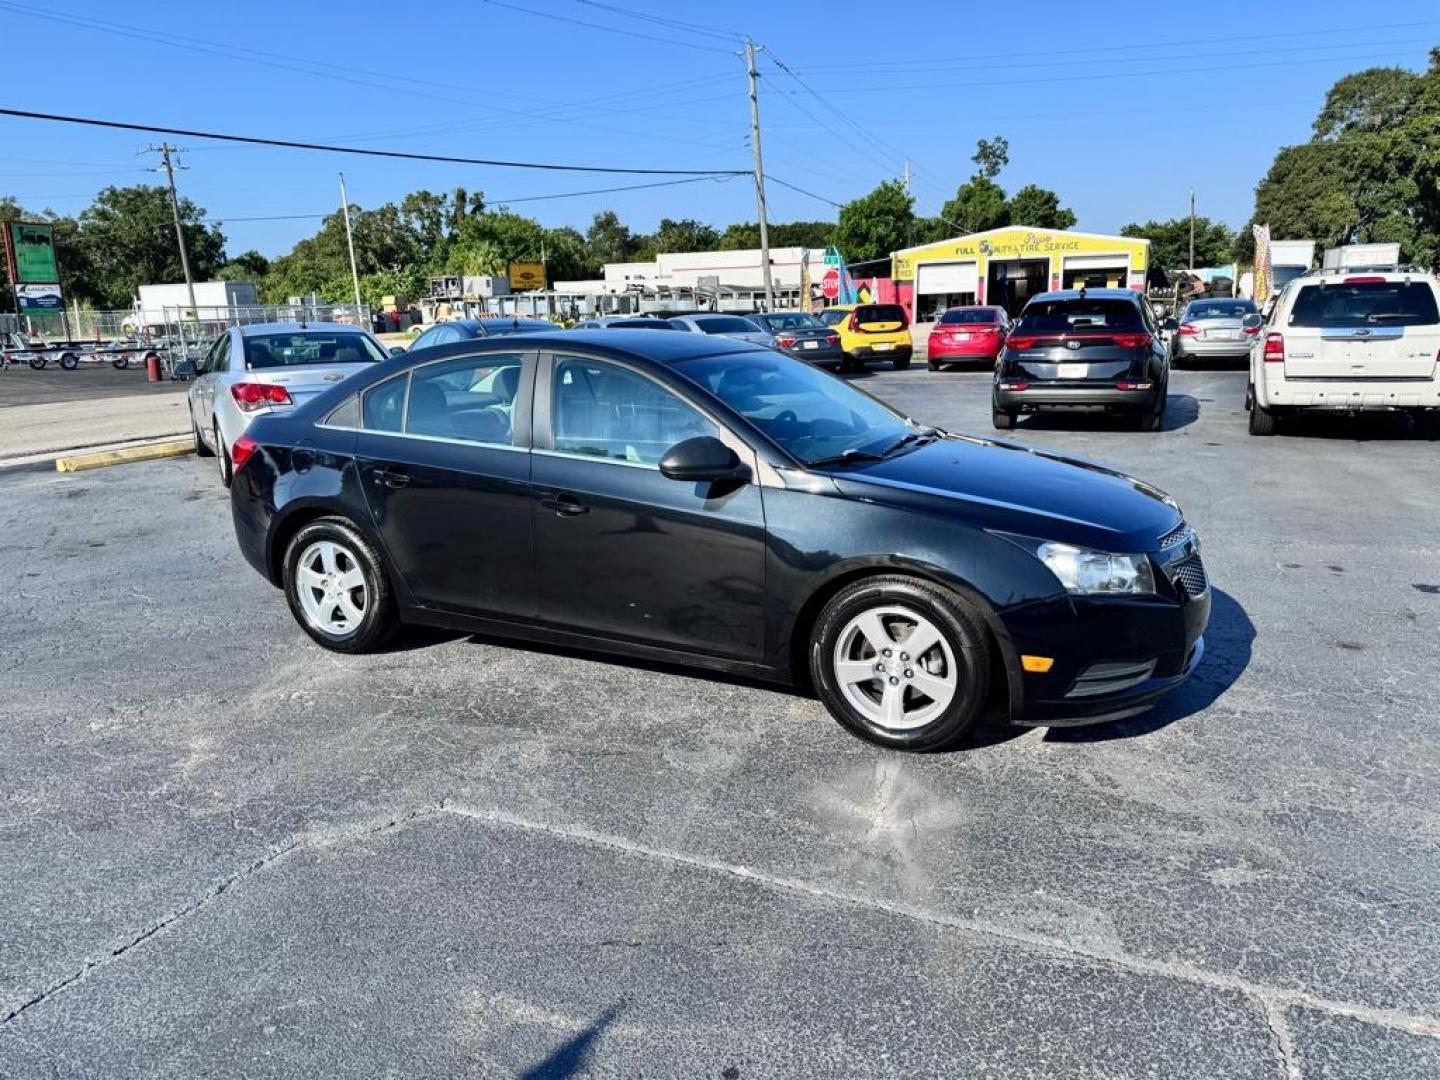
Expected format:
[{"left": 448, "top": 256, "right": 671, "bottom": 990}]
[{"left": 227, "top": 330, "right": 1209, "bottom": 752}]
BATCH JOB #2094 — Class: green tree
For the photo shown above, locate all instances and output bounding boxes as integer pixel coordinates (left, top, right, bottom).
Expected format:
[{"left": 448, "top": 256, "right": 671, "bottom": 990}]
[
  {"left": 649, "top": 217, "right": 720, "bottom": 253},
  {"left": 542, "top": 226, "right": 590, "bottom": 282},
  {"left": 1007, "top": 184, "right": 1077, "bottom": 230},
  {"left": 1313, "top": 66, "right": 1424, "bottom": 140},
  {"left": 76, "top": 185, "right": 225, "bottom": 307},
  {"left": 1120, "top": 217, "right": 1234, "bottom": 270},
  {"left": 832, "top": 181, "right": 915, "bottom": 263},
  {"left": 584, "top": 210, "right": 636, "bottom": 266},
  {"left": 219, "top": 250, "right": 269, "bottom": 282},
  {"left": 972, "top": 136, "right": 1010, "bottom": 180},
  {"left": 939, "top": 177, "right": 1010, "bottom": 234}
]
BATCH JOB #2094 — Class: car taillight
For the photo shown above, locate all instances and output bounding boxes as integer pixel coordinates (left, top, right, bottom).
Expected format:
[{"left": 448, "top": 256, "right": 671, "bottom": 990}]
[
  {"left": 1243, "top": 324, "right": 1261, "bottom": 335},
  {"left": 1344, "top": 276, "right": 1386, "bottom": 284},
  {"left": 1263, "top": 332, "right": 1285, "bottom": 363},
  {"left": 825, "top": 334, "right": 840, "bottom": 346},
  {"left": 1111, "top": 332, "right": 1152, "bottom": 348},
  {"left": 1177, "top": 323, "right": 1199, "bottom": 336},
  {"left": 230, "top": 382, "right": 293, "bottom": 411},
  {"left": 230, "top": 434, "right": 259, "bottom": 472},
  {"left": 1006, "top": 335, "right": 1037, "bottom": 350},
  {"left": 776, "top": 335, "right": 797, "bottom": 348},
  {"left": 998, "top": 381, "right": 1029, "bottom": 391}
]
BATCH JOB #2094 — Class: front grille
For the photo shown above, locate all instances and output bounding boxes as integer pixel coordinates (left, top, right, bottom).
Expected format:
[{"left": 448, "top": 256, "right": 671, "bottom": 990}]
[
  {"left": 1157, "top": 519, "right": 1190, "bottom": 549},
  {"left": 1171, "top": 553, "right": 1208, "bottom": 598}
]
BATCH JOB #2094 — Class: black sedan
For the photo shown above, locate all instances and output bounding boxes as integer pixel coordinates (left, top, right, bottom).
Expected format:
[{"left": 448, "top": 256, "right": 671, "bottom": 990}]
[
  {"left": 227, "top": 331, "right": 1209, "bottom": 751},
  {"left": 751, "top": 311, "right": 844, "bottom": 367},
  {"left": 992, "top": 289, "right": 1170, "bottom": 431}
]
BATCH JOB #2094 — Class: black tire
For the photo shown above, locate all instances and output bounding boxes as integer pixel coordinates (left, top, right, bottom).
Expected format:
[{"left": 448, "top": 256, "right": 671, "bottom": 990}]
[
  {"left": 1248, "top": 392, "right": 1278, "bottom": 436},
  {"left": 112, "top": 355, "right": 130, "bottom": 370},
  {"left": 283, "top": 517, "right": 399, "bottom": 653},
  {"left": 215, "top": 422, "right": 233, "bottom": 486},
  {"left": 58, "top": 352, "right": 78, "bottom": 371},
  {"left": 191, "top": 408, "right": 214, "bottom": 458},
  {"left": 891, "top": 354, "right": 912, "bottom": 371},
  {"left": 840, "top": 354, "right": 862, "bottom": 373},
  {"left": 927, "top": 358, "right": 941, "bottom": 371},
  {"left": 1139, "top": 383, "right": 1166, "bottom": 431},
  {"left": 991, "top": 407, "right": 1015, "bottom": 430},
  {"left": 27, "top": 354, "right": 46, "bottom": 370},
  {"left": 809, "top": 575, "right": 991, "bottom": 752}
]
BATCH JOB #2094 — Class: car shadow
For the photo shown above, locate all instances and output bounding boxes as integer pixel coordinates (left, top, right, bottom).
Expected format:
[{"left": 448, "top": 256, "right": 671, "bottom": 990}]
[
  {"left": 1271, "top": 411, "right": 1439, "bottom": 441},
  {"left": 1043, "top": 586, "right": 1254, "bottom": 743},
  {"left": 1015, "top": 393, "right": 1200, "bottom": 433}
]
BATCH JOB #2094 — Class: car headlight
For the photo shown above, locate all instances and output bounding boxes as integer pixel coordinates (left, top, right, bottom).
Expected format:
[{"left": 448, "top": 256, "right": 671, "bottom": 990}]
[{"left": 1036, "top": 541, "right": 1155, "bottom": 596}]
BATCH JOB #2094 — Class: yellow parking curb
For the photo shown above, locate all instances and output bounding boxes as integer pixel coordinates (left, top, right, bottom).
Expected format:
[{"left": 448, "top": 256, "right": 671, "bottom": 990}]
[{"left": 55, "top": 439, "right": 194, "bottom": 473}]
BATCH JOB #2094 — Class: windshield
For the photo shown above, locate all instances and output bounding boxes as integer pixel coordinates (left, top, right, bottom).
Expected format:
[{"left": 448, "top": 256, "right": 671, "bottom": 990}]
[
  {"left": 938, "top": 308, "right": 1001, "bottom": 325},
  {"left": 694, "top": 316, "right": 762, "bottom": 334},
  {"left": 243, "top": 331, "right": 386, "bottom": 369},
  {"left": 1186, "top": 301, "right": 1255, "bottom": 320},
  {"left": 759, "top": 313, "right": 826, "bottom": 331},
  {"left": 1272, "top": 265, "right": 1308, "bottom": 289},
  {"left": 1289, "top": 281, "right": 1439, "bottom": 328},
  {"left": 675, "top": 352, "right": 910, "bottom": 466},
  {"left": 817, "top": 308, "right": 848, "bottom": 326},
  {"left": 1015, "top": 298, "right": 1143, "bottom": 332}
]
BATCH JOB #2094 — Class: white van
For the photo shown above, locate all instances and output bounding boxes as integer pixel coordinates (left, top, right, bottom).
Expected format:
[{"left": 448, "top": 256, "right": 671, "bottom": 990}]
[{"left": 1247, "top": 269, "right": 1440, "bottom": 435}]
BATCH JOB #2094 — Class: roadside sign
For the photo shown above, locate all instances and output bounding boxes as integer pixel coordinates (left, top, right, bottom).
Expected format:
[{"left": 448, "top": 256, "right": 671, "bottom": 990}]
[
  {"left": 2, "top": 221, "right": 60, "bottom": 284},
  {"left": 16, "top": 283, "right": 62, "bottom": 311},
  {"left": 508, "top": 262, "right": 546, "bottom": 291},
  {"left": 821, "top": 269, "right": 840, "bottom": 299}
]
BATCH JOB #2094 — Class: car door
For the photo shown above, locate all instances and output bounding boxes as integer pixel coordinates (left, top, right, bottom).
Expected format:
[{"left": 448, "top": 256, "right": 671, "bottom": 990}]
[
  {"left": 355, "top": 347, "right": 538, "bottom": 620},
  {"left": 531, "top": 350, "right": 767, "bottom": 662},
  {"left": 192, "top": 332, "right": 229, "bottom": 437}
]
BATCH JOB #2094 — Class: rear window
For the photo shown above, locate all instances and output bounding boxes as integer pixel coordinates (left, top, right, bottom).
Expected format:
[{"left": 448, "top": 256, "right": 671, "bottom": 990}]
[
  {"left": 243, "top": 331, "right": 385, "bottom": 369},
  {"left": 694, "top": 316, "right": 761, "bottom": 334},
  {"left": 478, "top": 319, "right": 554, "bottom": 335},
  {"left": 856, "top": 305, "right": 906, "bottom": 325},
  {"left": 759, "top": 313, "right": 826, "bottom": 331},
  {"left": 1015, "top": 298, "right": 1143, "bottom": 333},
  {"left": 1289, "top": 281, "right": 1439, "bottom": 328},
  {"left": 817, "top": 309, "right": 847, "bottom": 326},
  {"left": 1186, "top": 301, "right": 1255, "bottom": 320},
  {"left": 938, "top": 308, "right": 1001, "bottom": 325}
]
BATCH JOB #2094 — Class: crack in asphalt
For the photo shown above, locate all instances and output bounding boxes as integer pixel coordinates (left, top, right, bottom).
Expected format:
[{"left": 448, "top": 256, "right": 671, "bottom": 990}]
[{"left": 5, "top": 799, "right": 1438, "bottom": 1080}]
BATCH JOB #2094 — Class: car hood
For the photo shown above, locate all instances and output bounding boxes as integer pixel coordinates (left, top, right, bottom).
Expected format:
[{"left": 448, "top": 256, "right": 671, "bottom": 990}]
[{"left": 828, "top": 434, "right": 1181, "bottom": 552}]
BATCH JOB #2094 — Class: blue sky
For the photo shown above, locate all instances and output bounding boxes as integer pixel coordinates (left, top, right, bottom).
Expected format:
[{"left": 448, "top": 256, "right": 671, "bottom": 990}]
[{"left": 1, "top": 0, "right": 1436, "bottom": 259}]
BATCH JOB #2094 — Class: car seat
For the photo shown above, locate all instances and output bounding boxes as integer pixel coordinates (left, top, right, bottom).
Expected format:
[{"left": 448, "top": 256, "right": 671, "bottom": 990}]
[{"left": 406, "top": 380, "right": 452, "bottom": 437}]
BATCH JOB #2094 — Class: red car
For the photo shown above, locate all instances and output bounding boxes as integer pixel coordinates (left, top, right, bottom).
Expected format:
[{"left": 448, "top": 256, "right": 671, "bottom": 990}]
[{"left": 926, "top": 306, "right": 1010, "bottom": 369}]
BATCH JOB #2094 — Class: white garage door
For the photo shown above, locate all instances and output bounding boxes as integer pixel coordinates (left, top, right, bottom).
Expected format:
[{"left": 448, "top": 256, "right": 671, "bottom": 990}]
[
  {"left": 1063, "top": 255, "right": 1129, "bottom": 272},
  {"left": 917, "top": 261, "right": 979, "bottom": 295}
]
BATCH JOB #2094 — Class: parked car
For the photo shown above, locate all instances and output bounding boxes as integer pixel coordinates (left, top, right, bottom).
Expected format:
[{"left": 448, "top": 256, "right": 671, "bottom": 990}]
[
  {"left": 817, "top": 303, "right": 914, "bottom": 371},
  {"left": 992, "top": 289, "right": 1170, "bottom": 431},
  {"left": 666, "top": 313, "right": 773, "bottom": 345},
  {"left": 751, "top": 311, "right": 843, "bottom": 367},
  {"left": 1172, "top": 298, "right": 1258, "bottom": 366},
  {"left": 408, "top": 317, "right": 556, "bottom": 350},
  {"left": 1247, "top": 268, "right": 1440, "bottom": 436},
  {"left": 927, "top": 306, "right": 1010, "bottom": 369},
  {"left": 573, "top": 316, "right": 679, "bottom": 330},
  {"left": 227, "top": 329, "right": 1208, "bottom": 752},
  {"left": 182, "top": 322, "right": 389, "bottom": 486}
]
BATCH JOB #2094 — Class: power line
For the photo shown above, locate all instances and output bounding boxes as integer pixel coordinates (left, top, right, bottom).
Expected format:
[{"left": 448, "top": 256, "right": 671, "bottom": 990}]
[
  {"left": 574, "top": 0, "right": 744, "bottom": 43},
  {"left": 478, "top": 0, "right": 736, "bottom": 53},
  {"left": 767, "top": 175, "right": 843, "bottom": 209},
  {"left": 0, "top": 107, "right": 749, "bottom": 176}
]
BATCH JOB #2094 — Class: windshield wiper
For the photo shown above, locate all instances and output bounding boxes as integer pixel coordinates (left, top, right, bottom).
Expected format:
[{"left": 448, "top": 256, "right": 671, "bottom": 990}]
[
  {"left": 878, "top": 426, "right": 941, "bottom": 457},
  {"left": 804, "top": 447, "right": 887, "bottom": 469},
  {"left": 1365, "top": 312, "right": 1417, "bottom": 322}
]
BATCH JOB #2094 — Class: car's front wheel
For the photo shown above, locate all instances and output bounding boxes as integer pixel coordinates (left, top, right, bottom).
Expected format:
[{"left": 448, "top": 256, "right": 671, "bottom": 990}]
[
  {"left": 215, "top": 422, "right": 233, "bottom": 486},
  {"left": 283, "top": 518, "right": 398, "bottom": 653},
  {"left": 810, "top": 576, "right": 990, "bottom": 752}
]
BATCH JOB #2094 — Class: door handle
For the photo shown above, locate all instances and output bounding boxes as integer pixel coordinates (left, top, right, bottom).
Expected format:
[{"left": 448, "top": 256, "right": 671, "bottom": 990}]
[
  {"left": 540, "top": 491, "right": 589, "bottom": 517},
  {"left": 372, "top": 467, "right": 411, "bottom": 489}
]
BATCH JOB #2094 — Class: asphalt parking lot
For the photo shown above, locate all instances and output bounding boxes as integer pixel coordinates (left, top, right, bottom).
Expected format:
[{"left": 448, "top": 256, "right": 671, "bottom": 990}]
[{"left": 2, "top": 362, "right": 1438, "bottom": 1078}]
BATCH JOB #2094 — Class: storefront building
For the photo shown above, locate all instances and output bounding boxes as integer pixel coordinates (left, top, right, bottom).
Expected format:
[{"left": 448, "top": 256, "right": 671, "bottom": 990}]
[{"left": 892, "top": 227, "right": 1151, "bottom": 321}]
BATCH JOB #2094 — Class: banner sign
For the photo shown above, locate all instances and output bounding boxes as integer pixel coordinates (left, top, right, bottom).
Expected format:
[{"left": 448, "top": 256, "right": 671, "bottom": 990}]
[
  {"left": 1252, "top": 224, "right": 1272, "bottom": 307},
  {"left": 3, "top": 221, "right": 60, "bottom": 285},
  {"left": 17, "top": 283, "right": 63, "bottom": 311}
]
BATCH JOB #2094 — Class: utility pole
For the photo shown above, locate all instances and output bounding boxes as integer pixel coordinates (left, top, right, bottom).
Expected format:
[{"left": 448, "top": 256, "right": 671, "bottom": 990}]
[
  {"left": 338, "top": 173, "right": 363, "bottom": 315},
  {"left": 903, "top": 159, "right": 914, "bottom": 247},
  {"left": 745, "top": 38, "right": 775, "bottom": 311},
  {"left": 148, "top": 143, "right": 197, "bottom": 317},
  {"left": 902, "top": 159, "right": 912, "bottom": 195},
  {"left": 1188, "top": 189, "right": 1196, "bottom": 271}
]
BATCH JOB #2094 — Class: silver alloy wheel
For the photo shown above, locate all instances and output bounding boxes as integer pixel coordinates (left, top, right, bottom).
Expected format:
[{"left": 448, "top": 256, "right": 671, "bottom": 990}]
[
  {"left": 832, "top": 604, "right": 959, "bottom": 731},
  {"left": 295, "top": 540, "right": 368, "bottom": 637}
]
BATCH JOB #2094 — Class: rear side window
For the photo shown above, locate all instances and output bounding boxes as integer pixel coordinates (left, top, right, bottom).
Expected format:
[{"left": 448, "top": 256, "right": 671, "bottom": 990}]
[
  {"left": 324, "top": 394, "right": 361, "bottom": 429},
  {"left": 856, "top": 305, "right": 906, "bottom": 325},
  {"left": 362, "top": 374, "right": 407, "bottom": 433},
  {"left": 1288, "top": 281, "right": 1439, "bottom": 328},
  {"left": 1016, "top": 299, "right": 1143, "bottom": 332},
  {"left": 938, "top": 308, "right": 1001, "bottom": 325}
]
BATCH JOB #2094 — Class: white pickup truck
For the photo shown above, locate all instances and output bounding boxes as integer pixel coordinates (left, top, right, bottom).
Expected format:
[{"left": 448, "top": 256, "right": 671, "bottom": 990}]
[{"left": 1247, "top": 268, "right": 1440, "bottom": 435}]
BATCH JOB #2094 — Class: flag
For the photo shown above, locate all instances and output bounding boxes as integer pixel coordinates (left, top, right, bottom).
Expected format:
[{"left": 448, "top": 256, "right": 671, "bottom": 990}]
[
  {"left": 799, "top": 249, "right": 812, "bottom": 312},
  {"left": 1252, "top": 223, "right": 1272, "bottom": 306}
]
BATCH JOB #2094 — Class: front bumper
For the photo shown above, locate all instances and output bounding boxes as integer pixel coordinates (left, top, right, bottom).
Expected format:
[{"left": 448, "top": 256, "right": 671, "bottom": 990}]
[{"left": 994, "top": 384, "right": 1157, "bottom": 412}]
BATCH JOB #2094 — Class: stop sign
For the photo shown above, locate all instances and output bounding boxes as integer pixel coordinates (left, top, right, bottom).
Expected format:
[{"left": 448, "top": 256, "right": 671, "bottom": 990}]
[{"left": 820, "top": 269, "right": 840, "bottom": 299}]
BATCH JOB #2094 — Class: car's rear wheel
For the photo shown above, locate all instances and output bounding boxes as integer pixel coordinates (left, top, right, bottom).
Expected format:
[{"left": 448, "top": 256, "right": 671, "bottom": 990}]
[
  {"left": 810, "top": 576, "right": 990, "bottom": 752},
  {"left": 991, "top": 407, "right": 1015, "bottom": 430},
  {"left": 283, "top": 519, "right": 398, "bottom": 653},
  {"left": 1248, "top": 390, "right": 1278, "bottom": 436},
  {"left": 1139, "top": 381, "right": 1167, "bottom": 431},
  {"left": 215, "top": 422, "right": 232, "bottom": 486},
  {"left": 191, "top": 408, "right": 213, "bottom": 458},
  {"left": 891, "top": 355, "right": 911, "bottom": 371}
]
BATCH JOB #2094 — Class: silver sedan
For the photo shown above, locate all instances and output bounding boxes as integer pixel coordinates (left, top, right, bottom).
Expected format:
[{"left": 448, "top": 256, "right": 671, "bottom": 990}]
[
  {"left": 184, "top": 322, "right": 391, "bottom": 486},
  {"left": 1172, "top": 298, "right": 1258, "bottom": 365},
  {"left": 666, "top": 313, "right": 774, "bottom": 345}
]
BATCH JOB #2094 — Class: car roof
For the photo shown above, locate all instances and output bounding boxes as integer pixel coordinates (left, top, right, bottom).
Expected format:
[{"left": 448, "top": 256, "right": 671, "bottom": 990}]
[
  {"left": 238, "top": 321, "right": 371, "bottom": 336},
  {"left": 406, "top": 328, "right": 769, "bottom": 366},
  {"left": 1024, "top": 288, "right": 1143, "bottom": 305}
]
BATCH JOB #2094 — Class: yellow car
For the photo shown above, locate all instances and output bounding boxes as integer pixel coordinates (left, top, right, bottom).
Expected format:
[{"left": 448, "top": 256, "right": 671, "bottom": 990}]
[{"left": 817, "top": 303, "right": 914, "bottom": 371}]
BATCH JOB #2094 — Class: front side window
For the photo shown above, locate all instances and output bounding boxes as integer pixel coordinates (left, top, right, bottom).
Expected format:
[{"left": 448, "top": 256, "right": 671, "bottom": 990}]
[
  {"left": 552, "top": 356, "right": 718, "bottom": 466},
  {"left": 675, "top": 353, "right": 909, "bottom": 467},
  {"left": 405, "top": 353, "right": 525, "bottom": 446},
  {"left": 1288, "top": 281, "right": 1439, "bottom": 328},
  {"left": 243, "top": 331, "right": 386, "bottom": 369}
]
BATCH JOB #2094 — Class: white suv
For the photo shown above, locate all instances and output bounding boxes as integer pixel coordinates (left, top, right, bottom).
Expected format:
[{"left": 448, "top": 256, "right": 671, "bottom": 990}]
[{"left": 1247, "top": 269, "right": 1440, "bottom": 435}]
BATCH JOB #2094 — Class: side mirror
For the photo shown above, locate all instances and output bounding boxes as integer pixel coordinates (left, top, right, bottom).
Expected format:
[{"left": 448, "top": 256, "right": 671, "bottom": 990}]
[
  {"left": 1160, "top": 318, "right": 1179, "bottom": 332},
  {"left": 659, "top": 435, "right": 748, "bottom": 484},
  {"left": 388, "top": 345, "right": 406, "bottom": 357},
  {"left": 1241, "top": 313, "right": 1262, "bottom": 330},
  {"left": 174, "top": 359, "right": 197, "bottom": 379}
]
